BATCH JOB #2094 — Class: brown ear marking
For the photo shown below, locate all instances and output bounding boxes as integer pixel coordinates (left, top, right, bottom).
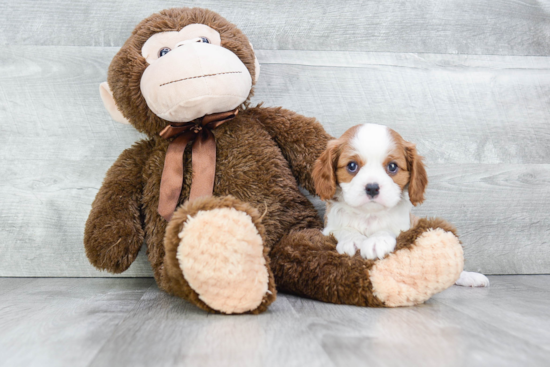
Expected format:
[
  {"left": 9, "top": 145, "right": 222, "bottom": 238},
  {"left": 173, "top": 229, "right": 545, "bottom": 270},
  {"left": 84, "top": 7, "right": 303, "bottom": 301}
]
[
  {"left": 313, "top": 140, "right": 341, "bottom": 200},
  {"left": 404, "top": 141, "right": 428, "bottom": 206}
]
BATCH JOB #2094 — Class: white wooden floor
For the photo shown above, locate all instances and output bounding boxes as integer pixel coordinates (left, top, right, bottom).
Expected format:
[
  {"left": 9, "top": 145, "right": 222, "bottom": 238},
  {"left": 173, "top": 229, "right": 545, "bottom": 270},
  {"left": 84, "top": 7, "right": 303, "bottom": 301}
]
[{"left": 0, "top": 276, "right": 549, "bottom": 367}]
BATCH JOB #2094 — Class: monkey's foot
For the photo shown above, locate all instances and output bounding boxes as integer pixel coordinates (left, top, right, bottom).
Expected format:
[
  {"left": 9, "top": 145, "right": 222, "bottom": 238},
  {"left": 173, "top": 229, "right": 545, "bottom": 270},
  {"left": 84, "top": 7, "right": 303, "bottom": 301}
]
[
  {"left": 162, "top": 196, "right": 276, "bottom": 314},
  {"left": 369, "top": 219, "right": 464, "bottom": 307}
]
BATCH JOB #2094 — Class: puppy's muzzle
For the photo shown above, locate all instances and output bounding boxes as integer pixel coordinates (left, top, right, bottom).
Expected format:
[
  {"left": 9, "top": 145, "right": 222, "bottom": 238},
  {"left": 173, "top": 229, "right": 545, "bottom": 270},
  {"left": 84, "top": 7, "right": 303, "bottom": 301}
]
[{"left": 366, "top": 183, "right": 380, "bottom": 198}]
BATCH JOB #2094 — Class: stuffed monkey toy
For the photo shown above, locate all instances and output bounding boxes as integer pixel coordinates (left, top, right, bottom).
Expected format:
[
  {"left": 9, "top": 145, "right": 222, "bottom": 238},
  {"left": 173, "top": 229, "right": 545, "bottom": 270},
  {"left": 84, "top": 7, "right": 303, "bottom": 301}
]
[{"left": 85, "top": 7, "right": 463, "bottom": 314}]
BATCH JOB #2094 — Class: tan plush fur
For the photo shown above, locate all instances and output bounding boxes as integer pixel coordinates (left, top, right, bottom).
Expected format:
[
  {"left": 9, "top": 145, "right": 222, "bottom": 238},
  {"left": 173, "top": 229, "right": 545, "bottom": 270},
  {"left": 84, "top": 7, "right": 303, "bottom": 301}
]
[
  {"left": 370, "top": 228, "right": 464, "bottom": 307},
  {"left": 84, "top": 7, "right": 464, "bottom": 314},
  {"left": 177, "top": 208, "right": 269, "bottom": 314},
  {"left": 161, "top": 196, "right": 277, "bottom": 314}
]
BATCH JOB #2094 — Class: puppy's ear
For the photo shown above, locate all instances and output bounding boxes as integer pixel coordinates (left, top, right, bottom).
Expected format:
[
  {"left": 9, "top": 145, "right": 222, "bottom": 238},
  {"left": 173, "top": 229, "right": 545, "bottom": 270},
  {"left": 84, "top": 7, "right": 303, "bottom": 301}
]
[
  {"left": 313, "top": 140, "right": 340, "bottom": 200},
  {"left": 405, "top": 142, "right": 428, "bottom": 206}
]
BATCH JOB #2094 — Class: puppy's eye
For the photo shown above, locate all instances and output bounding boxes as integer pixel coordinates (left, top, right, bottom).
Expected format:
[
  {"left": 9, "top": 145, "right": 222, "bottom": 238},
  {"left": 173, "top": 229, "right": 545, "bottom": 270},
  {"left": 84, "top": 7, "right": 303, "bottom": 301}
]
[
  {"left": 347, "top": 161, "right": 359, "bottom": 173},
  {"left": 387, "top": 162, "right": 398, "bottom": 174},
  {"left": 158, "top": 47, "right": 171, "bottom": 57},
  {"left": 198, "top": 37, "right": 210, "bottom": 44}
]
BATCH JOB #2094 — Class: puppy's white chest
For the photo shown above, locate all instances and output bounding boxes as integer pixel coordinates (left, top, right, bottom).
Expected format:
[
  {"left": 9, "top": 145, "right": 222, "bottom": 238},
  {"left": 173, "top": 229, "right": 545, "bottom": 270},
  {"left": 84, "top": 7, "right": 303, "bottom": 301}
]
[
  {"left": 328, "top": 204, "right": 410, "bottom": 237},
  {"left": 323, "top": 199, "right": 413, "bottom": 259},
  {"left": 359, "top": 215, "right": 386, "bottom": 236}
]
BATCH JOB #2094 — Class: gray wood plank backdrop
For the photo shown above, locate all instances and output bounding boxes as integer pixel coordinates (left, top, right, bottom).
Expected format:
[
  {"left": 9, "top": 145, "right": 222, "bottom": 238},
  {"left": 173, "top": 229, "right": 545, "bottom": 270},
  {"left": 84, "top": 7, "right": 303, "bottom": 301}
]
[{"left": 1, "top": 0, "right": 549, "bottom": 276}]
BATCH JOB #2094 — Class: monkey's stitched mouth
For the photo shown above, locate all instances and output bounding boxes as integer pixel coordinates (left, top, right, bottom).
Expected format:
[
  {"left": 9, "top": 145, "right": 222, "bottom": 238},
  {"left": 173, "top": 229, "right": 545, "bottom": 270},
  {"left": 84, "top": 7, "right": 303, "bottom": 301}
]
[{"left": 160, "top": 71, "right": 243, "bottom": 87}]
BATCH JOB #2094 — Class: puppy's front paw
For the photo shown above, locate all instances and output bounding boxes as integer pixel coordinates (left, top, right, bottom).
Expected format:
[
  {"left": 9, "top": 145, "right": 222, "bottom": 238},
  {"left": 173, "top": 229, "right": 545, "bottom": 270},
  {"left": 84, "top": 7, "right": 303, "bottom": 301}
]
[
  {"left": 455, "top": 271, "right": 490, "bottom": 287},
  {"left": 336, "top": 240, "right": 360, "bottom": 257},
  {"left": 359, "top": 234, "right": 396, "bottom": 260}
]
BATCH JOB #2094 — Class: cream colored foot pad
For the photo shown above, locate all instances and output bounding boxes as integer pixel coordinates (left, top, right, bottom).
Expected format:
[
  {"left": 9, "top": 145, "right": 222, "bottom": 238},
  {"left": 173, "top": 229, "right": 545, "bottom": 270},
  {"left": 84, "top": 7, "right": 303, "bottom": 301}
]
[
  {"left": 370, "top": 228, "right": 463, "bottom": 307},
  {"left": 177, "top": 208, "right": 268, "bottom": 314}
]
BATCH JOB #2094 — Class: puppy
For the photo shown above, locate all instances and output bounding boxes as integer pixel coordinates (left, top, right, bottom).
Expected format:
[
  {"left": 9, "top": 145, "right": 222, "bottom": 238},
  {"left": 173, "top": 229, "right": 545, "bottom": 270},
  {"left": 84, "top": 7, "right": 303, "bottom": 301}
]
[
  {"left": 313, "top": 123, "right": 426, "bottom": 260},
  {"left": 313, "top": 123, "right": 490, "bottom": 287}
]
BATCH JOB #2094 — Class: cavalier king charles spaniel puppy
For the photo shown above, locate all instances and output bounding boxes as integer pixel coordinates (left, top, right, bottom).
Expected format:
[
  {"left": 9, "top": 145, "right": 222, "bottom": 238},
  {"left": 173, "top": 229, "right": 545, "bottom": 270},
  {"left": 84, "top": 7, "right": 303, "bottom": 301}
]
[
  {"left": 313, "top": 123, "right": 426, "bottom": 260},
  {"left": 313, "top": 123, "right": 489, "bottom": 287}
]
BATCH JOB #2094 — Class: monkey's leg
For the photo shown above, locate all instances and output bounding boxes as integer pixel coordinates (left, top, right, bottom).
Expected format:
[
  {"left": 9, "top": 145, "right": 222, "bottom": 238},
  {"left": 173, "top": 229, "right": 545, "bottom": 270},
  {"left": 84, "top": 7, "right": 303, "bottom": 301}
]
[
  {"left": 160, "top": 196, "right": 276, "bottom": 314},
  {"left": 270, "top": 218, "right": 463, "bottom": 307}
]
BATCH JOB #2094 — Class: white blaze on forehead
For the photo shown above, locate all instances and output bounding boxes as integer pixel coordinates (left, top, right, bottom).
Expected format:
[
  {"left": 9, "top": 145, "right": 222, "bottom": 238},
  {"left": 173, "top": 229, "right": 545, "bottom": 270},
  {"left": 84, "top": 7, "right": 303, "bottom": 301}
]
[
  {"left": 351, "top": 123, "right": 394, "bottom": 164},
  {"left": 340, "top": 122, "right": 402, "bottom": 209}
]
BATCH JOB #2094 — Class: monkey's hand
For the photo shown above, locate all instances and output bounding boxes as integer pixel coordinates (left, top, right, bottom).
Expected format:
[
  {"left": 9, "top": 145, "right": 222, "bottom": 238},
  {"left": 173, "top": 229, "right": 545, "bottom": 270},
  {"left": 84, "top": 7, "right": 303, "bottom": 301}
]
[{"left": 84, "top": 140, "right": 153, "bottom": 273}]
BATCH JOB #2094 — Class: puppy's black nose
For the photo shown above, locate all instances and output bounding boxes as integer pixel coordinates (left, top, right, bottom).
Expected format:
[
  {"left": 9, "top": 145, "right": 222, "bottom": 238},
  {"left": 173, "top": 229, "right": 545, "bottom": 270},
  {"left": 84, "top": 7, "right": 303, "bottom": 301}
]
[{"left": 366, "top": 183, "right": 380, "bottom": 198}]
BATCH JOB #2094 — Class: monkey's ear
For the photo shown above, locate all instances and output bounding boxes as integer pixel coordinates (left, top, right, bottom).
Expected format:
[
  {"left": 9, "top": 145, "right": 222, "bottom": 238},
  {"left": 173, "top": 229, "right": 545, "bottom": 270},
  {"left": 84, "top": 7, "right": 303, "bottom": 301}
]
[
  {"left": 249, "top": 43, "right": 260, "bottom": 84},
  {"left": 99, "top": 82, "right": 130, "bottom": 125}
]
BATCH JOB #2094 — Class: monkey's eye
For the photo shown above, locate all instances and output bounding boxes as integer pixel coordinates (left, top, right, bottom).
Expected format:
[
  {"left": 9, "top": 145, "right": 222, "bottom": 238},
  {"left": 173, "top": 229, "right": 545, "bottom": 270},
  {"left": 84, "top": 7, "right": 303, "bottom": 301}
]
[
  {"left": 158, "top": 47, "right": 171, "bottom": 57},
  {"left": 387, "top": 162, "right": 399, "bottom": 174},
  {"left": 198, "top": 37, "right": 210, "bottom": 44},
  {"left": 347, "top": 161, "right": 359, "bottom": 173}
]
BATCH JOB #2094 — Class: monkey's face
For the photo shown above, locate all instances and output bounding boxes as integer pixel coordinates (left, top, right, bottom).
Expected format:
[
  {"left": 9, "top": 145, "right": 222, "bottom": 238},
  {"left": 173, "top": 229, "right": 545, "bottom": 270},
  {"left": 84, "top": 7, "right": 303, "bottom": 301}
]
[
  {"left": 101, "top": 8, "right": 259, "bottom": 136},
  {"left": 140, "top": 24, "right": 252, "bottom": 123}
]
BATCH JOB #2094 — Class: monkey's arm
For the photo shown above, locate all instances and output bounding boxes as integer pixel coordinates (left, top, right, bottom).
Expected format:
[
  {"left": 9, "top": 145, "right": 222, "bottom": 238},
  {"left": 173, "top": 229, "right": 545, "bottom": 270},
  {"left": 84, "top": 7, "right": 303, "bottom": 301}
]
[
  {"left": 84, "top": 139, "right": 154, "bottom": 273},
  {"left": 253, "top": 106, "right": 332, "bottom": 194}
]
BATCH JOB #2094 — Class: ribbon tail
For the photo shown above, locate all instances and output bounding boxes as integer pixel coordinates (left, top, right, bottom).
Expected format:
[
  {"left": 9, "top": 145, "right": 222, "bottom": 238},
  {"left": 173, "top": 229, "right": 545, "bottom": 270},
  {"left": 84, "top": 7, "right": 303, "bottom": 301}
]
[
  {"left": 158, "top": 132, "right": 194, "bottom": 221},
  {"left": 189, "top": 129, "right": 217, "bottom": 201}
]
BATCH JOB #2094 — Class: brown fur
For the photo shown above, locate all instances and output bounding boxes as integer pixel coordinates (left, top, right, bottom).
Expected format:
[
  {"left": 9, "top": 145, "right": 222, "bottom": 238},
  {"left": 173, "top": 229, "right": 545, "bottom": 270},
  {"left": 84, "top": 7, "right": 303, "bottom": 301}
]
[
  {"left": 271, "top": 217, "right": 460, "bottom": 307},
  {"left": 270, "top": 229, "right": 386, "bottom": 307},
  {"left": 312, "top": 140, "right": 339, "bottom": 200},
  {"left": 385, "top": 130, "right": 410, "bottom": 190},
  {"left": 405, "top": 142, "right": 428, "bottom": 205},
  {"left": 389, "top": 129, "right": 428, "bottom": 205},
  {"left": 85, "top": 100, "right": 332, "bottom": 312},
  {"left": 336, "top": 152, "right": 364, "bottom": 184},
  {"left": 138, "top": 106, "right": 331, "bottom": 300},
  {"left": 84, "top": 139, "right": 154, "bottom": 273},
  {"left": 84, "top": 8, "right": 461, "bottom": 313},
  {"left": 312, "top": 125, "right": 362, "bottom": 200}
]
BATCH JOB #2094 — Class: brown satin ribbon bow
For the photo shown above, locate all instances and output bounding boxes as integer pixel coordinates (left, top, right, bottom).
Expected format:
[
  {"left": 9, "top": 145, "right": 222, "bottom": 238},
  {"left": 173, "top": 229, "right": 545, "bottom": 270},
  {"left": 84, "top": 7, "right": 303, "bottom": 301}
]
[{"left": 158, "top": 108, "right": 238, "bottom": 221}]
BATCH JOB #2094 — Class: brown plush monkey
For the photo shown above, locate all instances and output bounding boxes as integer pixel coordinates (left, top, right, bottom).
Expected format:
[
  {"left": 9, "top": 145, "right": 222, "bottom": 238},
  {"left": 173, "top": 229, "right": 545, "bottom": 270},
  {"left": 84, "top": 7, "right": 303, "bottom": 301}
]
[{"left": 85, "top": 7, "right": 463, "bottom": 314}]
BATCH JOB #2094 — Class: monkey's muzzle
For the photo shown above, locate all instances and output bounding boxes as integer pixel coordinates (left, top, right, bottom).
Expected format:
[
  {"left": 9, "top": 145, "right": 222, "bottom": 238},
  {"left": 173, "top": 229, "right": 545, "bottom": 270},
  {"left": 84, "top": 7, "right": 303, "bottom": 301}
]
[{"left": 140, "top": 42, "right": 252, "bottom": 123}]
